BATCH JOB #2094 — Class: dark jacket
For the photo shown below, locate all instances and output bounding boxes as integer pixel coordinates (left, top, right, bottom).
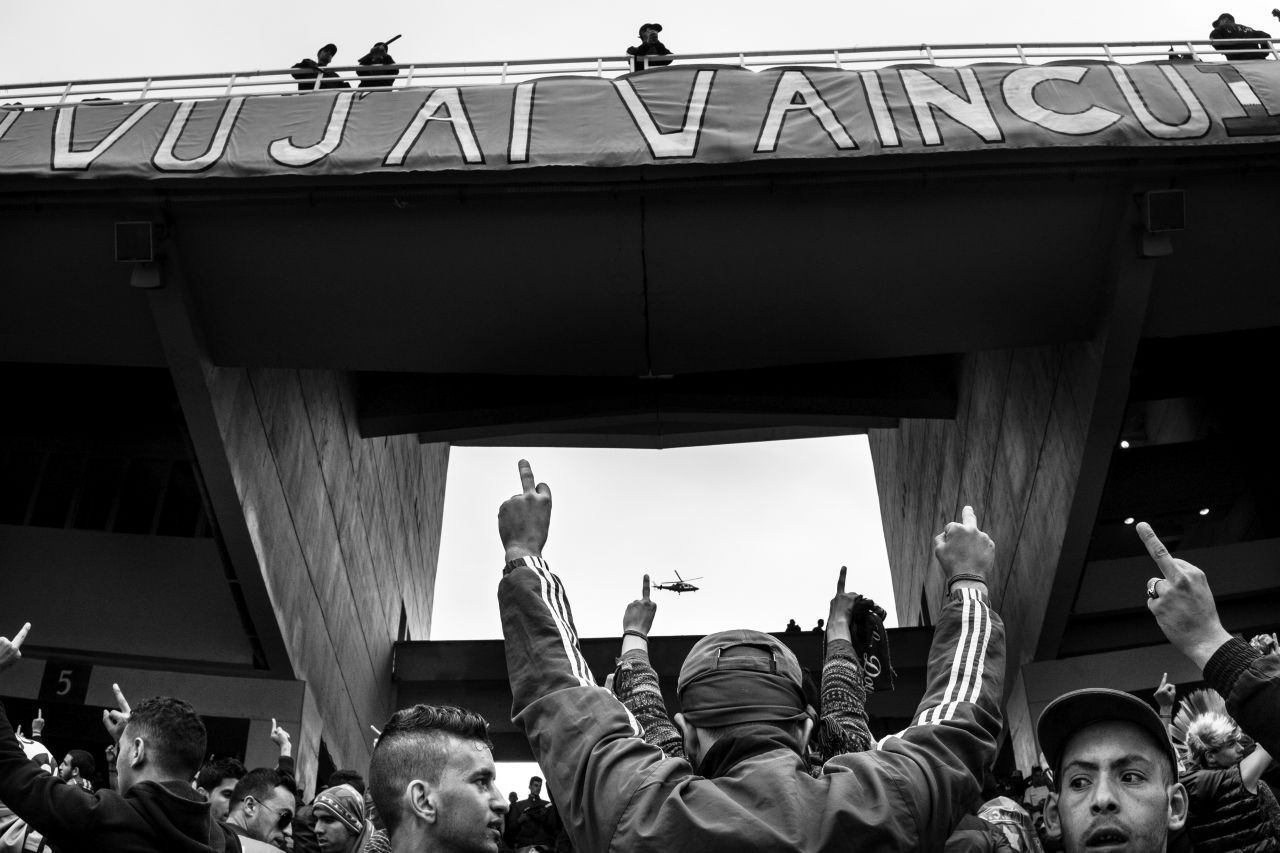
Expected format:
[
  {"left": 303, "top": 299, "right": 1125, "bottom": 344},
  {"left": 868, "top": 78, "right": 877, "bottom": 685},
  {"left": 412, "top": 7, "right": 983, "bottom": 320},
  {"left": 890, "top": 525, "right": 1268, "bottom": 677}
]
[
  {"left": 1182, "top": 763, "right": 1280, "bottom": 852},
  {"left": 1206, "top": 641, "right": 1280, "bottom": 759},
  {"left": 626, "top": 41, "right": 673, "bottom": 72},
  {"left": 499, "top": 556, "right": 1005, "bottom": 853},
  {"left": 291, "top": 59, "right": 351, "bottom": 91},
  {"left": 0, "top": 701, "right": 219, "bottom": 853},
  {"left": 1210, "top": 23, "right": 1273, "bottom": 60},
  {"left": 356, "top": 53, "right": 397, "bottom": 88}
]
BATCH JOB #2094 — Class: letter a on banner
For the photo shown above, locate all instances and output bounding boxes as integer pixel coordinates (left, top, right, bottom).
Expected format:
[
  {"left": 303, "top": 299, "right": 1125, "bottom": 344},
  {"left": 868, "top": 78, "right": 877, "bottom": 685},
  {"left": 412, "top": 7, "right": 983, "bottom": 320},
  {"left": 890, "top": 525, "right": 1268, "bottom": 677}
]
[
  {"left": 153, "top": 98, "right": 245, "bottom": 172},
  {"left": 385, "top": 88, "right": 484, "bottom": 166},
  {"left": 757, "top": 71, "right": 856, "bottom": 153},
  {"left": 53, "top": 103, "right": 159, "bottom": 170},
  {"left": 269, "top": 92, "right": 356, "bottom": 167},
  {"left": 612, "top": 69, "right": 715, "bottom": 159}
]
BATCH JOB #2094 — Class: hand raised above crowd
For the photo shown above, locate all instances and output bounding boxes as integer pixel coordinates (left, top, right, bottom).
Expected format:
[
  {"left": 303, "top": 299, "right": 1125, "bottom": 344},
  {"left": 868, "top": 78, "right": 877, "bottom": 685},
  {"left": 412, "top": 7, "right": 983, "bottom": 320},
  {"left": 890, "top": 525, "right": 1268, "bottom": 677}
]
[
  {"left": 826, "top": 566, "right": 859, "bottom": 643},
  {"left": 270, "top": 718, "right": 292, "bottom": 756},
  {"left": 1137, "top": 522, "right": 1234, "bottom": 668},
  {"left": 102, "top": 682, "right": 132, "bottom": 742},
  {"left": 934, "top": 506, "right": 994, "bottom": 587},
  {"left": 498, "top": 459, "right": 552, "bottom": 562},
  {"left": 1153, "top": 672, "right": 1176, "bottom": 712},
  {"left": 623, "top": 575, "right": 657, "bottom": 638},
  {"left": 0, "top": 623, "right": 30, "bottom": 673}
]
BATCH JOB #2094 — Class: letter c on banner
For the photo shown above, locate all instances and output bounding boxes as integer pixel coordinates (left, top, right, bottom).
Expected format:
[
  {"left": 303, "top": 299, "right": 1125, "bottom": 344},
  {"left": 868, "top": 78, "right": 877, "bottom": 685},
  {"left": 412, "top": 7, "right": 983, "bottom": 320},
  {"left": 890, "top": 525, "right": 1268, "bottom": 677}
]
[{"left": 1002, "top": 66, "right": 1122, "bottom": 135}]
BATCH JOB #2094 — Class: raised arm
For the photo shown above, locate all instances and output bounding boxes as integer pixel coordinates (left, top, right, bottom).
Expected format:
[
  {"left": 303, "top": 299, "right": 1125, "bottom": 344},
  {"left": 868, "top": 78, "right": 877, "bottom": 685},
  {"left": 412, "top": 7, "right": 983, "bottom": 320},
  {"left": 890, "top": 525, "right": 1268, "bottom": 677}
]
[
  {"left": 842, "top": 506, "right": 1005, "bottom": 850},
  {"left": 817, "top": 566, "right": 873, "bottom": 758},
  {"left": 1137, "top": 522, "right": 1280, "bottom": 757},
  {"left": 612, "top": 575, "right": 684, "bottom": 758}
]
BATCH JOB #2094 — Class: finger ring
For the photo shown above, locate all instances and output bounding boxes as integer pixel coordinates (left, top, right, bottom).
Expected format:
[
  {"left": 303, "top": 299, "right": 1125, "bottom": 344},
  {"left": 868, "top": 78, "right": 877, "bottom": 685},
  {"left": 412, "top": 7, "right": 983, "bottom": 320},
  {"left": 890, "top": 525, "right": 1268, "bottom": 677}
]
[{"left": 1146, "top": 577, "right": 1162, "bottom": 599}]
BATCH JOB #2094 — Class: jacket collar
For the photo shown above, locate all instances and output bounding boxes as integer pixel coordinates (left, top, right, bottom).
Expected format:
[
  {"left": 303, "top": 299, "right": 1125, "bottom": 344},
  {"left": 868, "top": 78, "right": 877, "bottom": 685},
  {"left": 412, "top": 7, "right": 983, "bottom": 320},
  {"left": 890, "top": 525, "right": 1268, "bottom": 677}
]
[{"left": 696, "top": 723, "right": 804, "bottom": 778}]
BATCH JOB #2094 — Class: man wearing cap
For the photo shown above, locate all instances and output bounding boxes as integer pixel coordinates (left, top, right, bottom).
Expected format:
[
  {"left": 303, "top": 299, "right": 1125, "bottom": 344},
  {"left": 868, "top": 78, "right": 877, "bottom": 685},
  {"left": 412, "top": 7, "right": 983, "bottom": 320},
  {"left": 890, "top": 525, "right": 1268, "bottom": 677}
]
[
  {"left": 292, "top": 44, "right": 351, "bottom": 92},
  {"left": 626, "top": 23, "right": 673, "bottom": 72},
  {"left": 496, "top": 459, "right": 1005, "bottom": 853},
  {"left": 1038, "top": 688, "right": 1188, "bottom": 853}
]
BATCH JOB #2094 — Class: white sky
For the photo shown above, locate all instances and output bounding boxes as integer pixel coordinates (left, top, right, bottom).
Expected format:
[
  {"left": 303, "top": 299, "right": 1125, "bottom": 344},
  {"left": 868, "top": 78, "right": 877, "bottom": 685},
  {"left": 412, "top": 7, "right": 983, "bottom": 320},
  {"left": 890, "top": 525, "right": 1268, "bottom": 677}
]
[
  {"left": 431, "top": 437, "right": 895, "bottom": 641},
  {"left": 0, "top": 0, "right": 1251, "bottom": 83}
]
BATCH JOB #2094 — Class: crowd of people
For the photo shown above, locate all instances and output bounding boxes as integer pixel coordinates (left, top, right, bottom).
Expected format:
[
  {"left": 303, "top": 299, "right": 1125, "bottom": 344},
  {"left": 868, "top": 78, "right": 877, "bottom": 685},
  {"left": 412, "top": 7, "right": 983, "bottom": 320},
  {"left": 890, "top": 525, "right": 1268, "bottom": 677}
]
[{"left": 0, "top": 458, "right": 1278, "bottom": 853}]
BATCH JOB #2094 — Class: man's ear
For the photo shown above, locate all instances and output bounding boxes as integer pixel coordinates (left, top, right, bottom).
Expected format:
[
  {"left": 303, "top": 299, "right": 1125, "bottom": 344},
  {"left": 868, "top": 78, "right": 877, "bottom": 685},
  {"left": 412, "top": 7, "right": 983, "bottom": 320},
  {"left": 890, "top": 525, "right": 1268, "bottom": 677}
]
[
  {"left": 129, "top": 737, "right": 145, "bottom": 770},
  {"left": 673, "top": 713, "right": 698, "bottom": 765},
  {"left": 1168, "top": 781, "right": 1189, "bottom": 832},
  {"left": 407, "top": 780, "right": 436, "bottom": 826},
  {"left": 1043, "top": 793, "right": 1063, "bottom": 838}
]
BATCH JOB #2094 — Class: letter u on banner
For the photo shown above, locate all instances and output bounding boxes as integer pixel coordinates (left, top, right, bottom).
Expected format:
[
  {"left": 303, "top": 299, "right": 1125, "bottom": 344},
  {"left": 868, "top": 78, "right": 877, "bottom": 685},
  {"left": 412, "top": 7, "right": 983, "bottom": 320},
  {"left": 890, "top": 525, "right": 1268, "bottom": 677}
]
[
  {"left": 1108, "top": 65, "right": 1209, "bottom": 139},
  {"left": 153, "top": 98, "right": 245, "bottom": 172},
  {"left": 613, "top": 70, "right": 715, "bottom": 159},
  {"left": 269, "top": 91, "right": 356, "bottom": 167}
]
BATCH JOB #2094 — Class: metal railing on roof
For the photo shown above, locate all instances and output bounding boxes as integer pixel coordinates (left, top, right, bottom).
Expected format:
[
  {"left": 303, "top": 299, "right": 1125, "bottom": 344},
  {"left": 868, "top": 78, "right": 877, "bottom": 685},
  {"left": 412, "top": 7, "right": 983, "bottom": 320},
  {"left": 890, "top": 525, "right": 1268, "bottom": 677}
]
[{"left": 1, "top": 38, "right": 1274, "bottom": 109}]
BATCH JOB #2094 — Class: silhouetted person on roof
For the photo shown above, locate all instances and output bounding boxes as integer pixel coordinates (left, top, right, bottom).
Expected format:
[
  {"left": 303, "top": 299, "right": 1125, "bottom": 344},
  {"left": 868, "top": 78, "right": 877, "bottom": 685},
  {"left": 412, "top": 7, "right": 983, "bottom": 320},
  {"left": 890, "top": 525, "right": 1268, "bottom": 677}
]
[
  {"left": 292, "top": 43, "right": 351, "bottom": 91},
  {"left": 627, "top": 23, "right": 672, "bottom": 72},
  {"left": 1210, "top": 13, "right": 1274, "bottom": 60},
  {"left": 357, "top": 42, "right": 397, "bottom": 88}
]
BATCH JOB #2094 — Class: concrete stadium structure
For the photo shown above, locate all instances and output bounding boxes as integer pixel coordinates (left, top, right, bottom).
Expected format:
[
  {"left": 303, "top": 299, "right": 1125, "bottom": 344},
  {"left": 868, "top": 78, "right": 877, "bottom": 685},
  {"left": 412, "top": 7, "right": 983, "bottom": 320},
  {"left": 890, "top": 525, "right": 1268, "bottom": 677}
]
[{"left": 3, "top": 46, "right": 1280, "bottom": 785}]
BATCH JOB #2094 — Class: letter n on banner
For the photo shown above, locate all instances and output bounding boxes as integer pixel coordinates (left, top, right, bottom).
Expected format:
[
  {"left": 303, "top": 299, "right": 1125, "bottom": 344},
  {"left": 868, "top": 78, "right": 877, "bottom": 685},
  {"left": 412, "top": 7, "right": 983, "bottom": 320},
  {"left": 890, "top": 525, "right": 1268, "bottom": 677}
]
[
  {"left": 612, "top": 70, "right": 715, "bottom": 158},
  {"left": 757, "top": 70, "right": 856, "bottom": 153},
  {"left": 901, "top": 68, "right": 1002, "bottom": 146}
]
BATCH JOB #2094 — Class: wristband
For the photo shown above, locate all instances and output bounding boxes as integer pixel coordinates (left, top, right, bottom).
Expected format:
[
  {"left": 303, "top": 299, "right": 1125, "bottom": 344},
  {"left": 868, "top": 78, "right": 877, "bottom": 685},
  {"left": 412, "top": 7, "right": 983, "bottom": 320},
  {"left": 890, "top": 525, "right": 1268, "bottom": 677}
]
[
  {"left": 623, "top": 629, "right": 648, "bottom": 641},
  {"left": 946, "top": 572, "right": 988, "bottom": 592},
  {"left": 504, "top": 555, "right": 549, "bottom": 575}
]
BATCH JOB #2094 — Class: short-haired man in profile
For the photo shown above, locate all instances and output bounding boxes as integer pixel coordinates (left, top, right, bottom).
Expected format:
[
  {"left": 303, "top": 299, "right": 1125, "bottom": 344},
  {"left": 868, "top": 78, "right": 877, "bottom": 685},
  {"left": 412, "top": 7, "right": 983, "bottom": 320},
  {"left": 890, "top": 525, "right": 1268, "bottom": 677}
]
[
  {"left": 58, "top": 749, "right": 96, "bottom": 792},
  {"left": 195, "top": 756, "right": 247, "bottom": 822},
  {"left": 368, "top": 704, "right": 508, "bottom": 853},
  {"left": 225, "top": 768, "right": 297, "bottom": 851},
  {"left": 1038, "top": 688, "right": 1188, "bottom": 853},
  {"left": 0, "top": 627, "right": 225, "bottom": 853}
]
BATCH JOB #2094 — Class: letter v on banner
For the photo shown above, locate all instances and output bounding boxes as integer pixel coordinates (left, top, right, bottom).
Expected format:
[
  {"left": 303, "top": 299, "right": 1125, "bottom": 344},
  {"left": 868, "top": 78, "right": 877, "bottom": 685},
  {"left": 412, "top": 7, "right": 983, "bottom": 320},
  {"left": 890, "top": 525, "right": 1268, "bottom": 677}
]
[
  {"left": 53, "top": 103, "right": 159, "bottom": 170},
  {"left": 612, "top": 70, "right": 715, "bottom": 159}
]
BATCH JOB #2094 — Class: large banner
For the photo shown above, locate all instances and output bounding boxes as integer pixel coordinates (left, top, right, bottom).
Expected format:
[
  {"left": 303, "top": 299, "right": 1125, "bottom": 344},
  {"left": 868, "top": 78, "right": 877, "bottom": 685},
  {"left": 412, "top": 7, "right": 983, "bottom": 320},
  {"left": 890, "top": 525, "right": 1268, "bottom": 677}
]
[{"left": 2, "top": 62, "right": 1280, "bottom": 180}]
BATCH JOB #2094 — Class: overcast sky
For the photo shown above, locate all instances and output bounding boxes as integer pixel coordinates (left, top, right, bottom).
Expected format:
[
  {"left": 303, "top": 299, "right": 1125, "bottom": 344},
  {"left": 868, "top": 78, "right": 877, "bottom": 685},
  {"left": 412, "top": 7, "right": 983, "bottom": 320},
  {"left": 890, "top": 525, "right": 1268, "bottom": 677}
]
[{"left": 0, "top": 0, "right": 1253, "bottom": 84}]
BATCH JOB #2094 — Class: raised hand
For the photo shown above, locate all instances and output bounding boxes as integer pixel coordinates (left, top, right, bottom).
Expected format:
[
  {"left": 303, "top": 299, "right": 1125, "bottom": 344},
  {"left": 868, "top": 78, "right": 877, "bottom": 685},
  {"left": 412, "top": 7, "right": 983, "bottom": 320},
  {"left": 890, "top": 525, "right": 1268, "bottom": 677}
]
[
  {"left": 498, "top": 459, "right": 552, "bottom": 562},
  {"left": 102, "top": 683, "right": 131, "bottom": 742},
  {"left": 31, "top": 708, "right": 45, "bottom": 738},
  {"left": 826, "top": 567, "right": 859, "bottom": 642},
  {"left": 1137, "top": 522, "right": 1234, "bottom": 668},
  {"left": 270, "top": 718, "right": 292, "bottom": 756},
  {"left": 1250, "top": 632, "right": 1279, "bottom": 656},
  {"left": 1153, "top": 672, "right": 1176, "bottom": 711},
  {"left": 623, "top": 575, "right": 658, "bottom": 638},
  {"left": 0, "top": 623, "right": 31, "bottom": 673},
  {"left": 934, "top": 506, "right": 994, "bottom": 586}
]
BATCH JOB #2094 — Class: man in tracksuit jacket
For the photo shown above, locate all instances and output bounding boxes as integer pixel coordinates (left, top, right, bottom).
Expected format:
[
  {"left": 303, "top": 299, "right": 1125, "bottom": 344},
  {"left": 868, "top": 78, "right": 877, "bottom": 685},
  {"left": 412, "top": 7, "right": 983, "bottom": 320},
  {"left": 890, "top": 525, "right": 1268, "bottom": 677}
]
[{"left": 496, "top": 460, "right": 1006, "bottom": 853}]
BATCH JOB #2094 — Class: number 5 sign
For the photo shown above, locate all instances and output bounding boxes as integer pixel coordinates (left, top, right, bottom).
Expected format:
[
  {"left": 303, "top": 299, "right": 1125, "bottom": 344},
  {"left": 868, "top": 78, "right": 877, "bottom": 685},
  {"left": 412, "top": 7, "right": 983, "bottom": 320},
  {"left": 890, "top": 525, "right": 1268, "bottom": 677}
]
[{"left": 39, "top": 661, "right": 92, "bottom": 705}]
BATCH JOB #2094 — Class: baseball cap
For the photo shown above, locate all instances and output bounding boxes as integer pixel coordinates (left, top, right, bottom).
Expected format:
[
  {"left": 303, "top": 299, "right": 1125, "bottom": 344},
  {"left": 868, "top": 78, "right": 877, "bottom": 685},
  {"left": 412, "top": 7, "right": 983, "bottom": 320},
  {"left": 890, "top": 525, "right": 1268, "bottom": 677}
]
[
  {"left": 1037, "top": 688, "right": 1178, "bottom": 777},
  {"left": 677, "top": 630, "right": 810, "bottom": 727}
]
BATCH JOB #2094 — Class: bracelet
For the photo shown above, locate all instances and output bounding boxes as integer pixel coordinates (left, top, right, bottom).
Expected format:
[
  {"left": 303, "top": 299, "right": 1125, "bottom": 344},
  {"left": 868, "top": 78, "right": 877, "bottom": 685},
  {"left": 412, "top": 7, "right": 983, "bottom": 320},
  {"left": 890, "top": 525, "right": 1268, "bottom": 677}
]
[
  {"left": 947, "top": 572, "right": 988, "bottom": 591},
  {"left": 623, "top": 629, "right": 648, "bottom": 641}
]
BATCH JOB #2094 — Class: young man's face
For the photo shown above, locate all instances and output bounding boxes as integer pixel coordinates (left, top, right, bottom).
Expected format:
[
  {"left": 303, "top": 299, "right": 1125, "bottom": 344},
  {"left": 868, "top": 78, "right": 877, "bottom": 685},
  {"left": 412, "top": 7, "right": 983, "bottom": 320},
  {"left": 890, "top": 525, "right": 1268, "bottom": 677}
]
[
  {"left": 58, "top": 754, "right": 76, "bottom": 781},
  {"left": 314, "top": 812, "right": 356, "bottom": 853},
  {"left": 1045, "top": 721, "right": 1186, "bottom": 853},
  {"left": 431, "top": 738, "right": 508, "bottom": 853},
  {"left": 1204, "top": 738, "right": 1243, "bottom": 769},
  {"left": 205, "top": 777, "right": 239, "bottom": 822},
  {"left": 245, "top": 785, "right": 295, "bottom": 845},
  {"left": 642, "top": 28, "right": 659, "bottom": 43},
  {"left": 318, "top": 48, "right": 335, "bottom": 66}
]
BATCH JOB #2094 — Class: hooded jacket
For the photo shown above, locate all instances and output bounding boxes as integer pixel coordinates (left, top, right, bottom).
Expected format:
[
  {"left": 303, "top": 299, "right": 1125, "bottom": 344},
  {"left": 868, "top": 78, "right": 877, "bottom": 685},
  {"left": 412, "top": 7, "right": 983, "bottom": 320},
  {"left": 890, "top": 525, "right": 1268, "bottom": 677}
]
[
  {"left": 499, "top": 557, "right": 1005, "bottom": 853},
  {"left": 1206, "top": 641, "right": 1280, "bottom": 760},
  {"left": 0, "top": 700, "right": 219, "bottom": 853}
]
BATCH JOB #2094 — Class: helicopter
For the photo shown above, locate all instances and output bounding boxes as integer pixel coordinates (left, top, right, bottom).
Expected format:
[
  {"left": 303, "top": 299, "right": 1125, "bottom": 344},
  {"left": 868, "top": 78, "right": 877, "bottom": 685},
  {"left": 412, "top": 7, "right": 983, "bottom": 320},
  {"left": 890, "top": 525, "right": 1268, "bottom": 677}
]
[{"left": 653, "top": 571, "right": 703, "bottom": 594}]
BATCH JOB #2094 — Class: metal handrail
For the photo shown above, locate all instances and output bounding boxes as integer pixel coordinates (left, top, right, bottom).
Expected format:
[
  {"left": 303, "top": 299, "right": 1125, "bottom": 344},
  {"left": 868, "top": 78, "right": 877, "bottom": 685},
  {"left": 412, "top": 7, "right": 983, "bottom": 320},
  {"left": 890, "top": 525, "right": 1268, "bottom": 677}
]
[{"left": 1, "top": 38, "right": 1274, "bottom": 109}]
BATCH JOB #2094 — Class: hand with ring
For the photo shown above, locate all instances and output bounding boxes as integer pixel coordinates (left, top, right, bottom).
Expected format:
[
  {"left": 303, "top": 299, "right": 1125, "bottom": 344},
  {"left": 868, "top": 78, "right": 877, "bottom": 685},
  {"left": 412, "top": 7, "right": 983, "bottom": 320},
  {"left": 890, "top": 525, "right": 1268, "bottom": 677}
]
[{"left": 1136, "top": 522, "right": 1234, "bottom": 669}]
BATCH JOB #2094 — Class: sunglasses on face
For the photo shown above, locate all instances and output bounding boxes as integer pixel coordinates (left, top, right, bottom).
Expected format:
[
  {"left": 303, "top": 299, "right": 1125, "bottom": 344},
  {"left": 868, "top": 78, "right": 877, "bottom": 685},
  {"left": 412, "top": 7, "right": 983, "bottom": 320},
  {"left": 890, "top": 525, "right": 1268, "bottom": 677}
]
[{"left": 247, "top": 797, "right": 294, "bottom": 830}]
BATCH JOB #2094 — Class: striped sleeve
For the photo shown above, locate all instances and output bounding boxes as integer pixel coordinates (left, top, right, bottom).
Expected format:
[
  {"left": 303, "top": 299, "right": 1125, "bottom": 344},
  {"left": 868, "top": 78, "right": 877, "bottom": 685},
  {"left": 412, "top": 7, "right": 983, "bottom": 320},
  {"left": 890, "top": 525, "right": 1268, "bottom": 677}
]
[{"left": 500, "top": 559, "right": 596, "bottom": 715}]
